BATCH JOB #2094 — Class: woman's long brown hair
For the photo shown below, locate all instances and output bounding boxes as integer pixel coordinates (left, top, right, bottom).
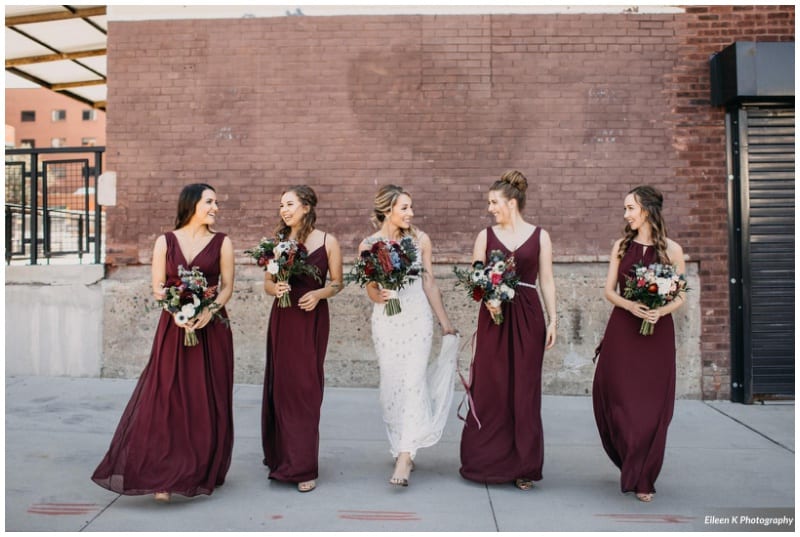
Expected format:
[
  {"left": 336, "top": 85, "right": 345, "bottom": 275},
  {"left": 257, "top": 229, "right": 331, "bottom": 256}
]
[{"left": 618, "top": 185, "right": 670, "bottom": 264}]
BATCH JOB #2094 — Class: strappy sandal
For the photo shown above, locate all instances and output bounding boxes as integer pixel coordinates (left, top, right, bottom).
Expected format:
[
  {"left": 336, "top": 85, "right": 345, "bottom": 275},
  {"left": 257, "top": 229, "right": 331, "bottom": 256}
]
[
  {"left": 636, "top": 492, "right": 654, "bottom": 502},
  {"left": 297, "top": 480, "right": 316, "bottom": 493},
  {"left": 514, "top": 478, "right": 534, "bottom": 491}
]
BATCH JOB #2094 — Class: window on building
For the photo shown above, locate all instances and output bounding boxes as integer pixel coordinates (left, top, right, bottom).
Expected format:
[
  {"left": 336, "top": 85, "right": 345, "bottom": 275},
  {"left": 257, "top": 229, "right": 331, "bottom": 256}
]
[
  {"left": 82, "top": 109, "right": 97, "bottom": 121},
  {"left": 81, "top": 137, "right": 97, "bottom": 147},
  {"left": 52, "top": 109, "right": 67, "bottom": 121},
  {"left": 21, "top": 111, "right": 36, "bottom": 122},
  {"left": 20, "top": 139, "right": 35, "bottom": 148},
  {"left": 51, "top": 137, "right": 67, "bottom": 148}
]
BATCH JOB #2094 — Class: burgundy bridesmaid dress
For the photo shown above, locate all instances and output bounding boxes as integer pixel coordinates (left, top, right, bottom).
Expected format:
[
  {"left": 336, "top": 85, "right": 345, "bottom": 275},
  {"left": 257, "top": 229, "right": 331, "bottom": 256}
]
[
  {"left": 91, "top": 232, "right": 234, "bottom": 497},
  {"left": 261, "top": 239, "right": 330, "bottom": 483},
  {"left": 460, "top": 226, "right": 546, "bottom": 483},
  {"left": 592, "top": 241, "right": 676, "bottom": 495}
]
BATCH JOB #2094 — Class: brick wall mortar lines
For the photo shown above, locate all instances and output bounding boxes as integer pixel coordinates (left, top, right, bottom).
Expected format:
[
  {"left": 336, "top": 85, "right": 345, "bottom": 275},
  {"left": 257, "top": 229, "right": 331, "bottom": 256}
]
[{"left": 105, "top": 7, "right": 794, "bottom": 398}]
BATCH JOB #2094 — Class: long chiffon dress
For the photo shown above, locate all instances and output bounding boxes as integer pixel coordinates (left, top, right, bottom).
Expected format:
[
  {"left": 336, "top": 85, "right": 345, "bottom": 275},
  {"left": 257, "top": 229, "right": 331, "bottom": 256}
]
[
  {"left": 459, "top": 226, "right": 546, "bottom": 483},
  {"left": 261, "top": 239, "right": 329, "bottom": 483},
  {"left": 91, "top": 231, "right": 234, "bottom": 497},
  {"left": 592, "top": 240, "right": 676, "bottom": 495},
  {"left": 370, "top": 239, "right": 459, "bottom": 459}
]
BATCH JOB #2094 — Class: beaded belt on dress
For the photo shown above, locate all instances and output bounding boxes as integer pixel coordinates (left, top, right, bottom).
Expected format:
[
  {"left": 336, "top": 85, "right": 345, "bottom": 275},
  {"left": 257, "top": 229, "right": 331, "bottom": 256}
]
[{"left": 516, "top": 281, "right": 537, "bottom": 289}]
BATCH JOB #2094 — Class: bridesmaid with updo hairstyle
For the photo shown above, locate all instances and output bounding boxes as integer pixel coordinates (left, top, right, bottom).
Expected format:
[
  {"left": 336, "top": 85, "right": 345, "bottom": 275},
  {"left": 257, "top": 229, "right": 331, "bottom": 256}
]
[{"left": 459, "top": 170, "right": 557, "bottom": 491}]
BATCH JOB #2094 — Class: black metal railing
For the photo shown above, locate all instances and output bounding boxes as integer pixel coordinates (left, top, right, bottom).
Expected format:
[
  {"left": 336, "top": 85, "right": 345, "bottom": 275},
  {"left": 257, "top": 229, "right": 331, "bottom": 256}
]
[{"left": 5, "top": 146, "right": 105, "bottom": 265}]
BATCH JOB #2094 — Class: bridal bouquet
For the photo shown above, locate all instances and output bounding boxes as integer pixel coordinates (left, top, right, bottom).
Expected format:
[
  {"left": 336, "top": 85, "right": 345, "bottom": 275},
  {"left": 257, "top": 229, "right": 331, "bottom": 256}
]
[
  {"left": 157, "top": 265, "right": 223, "bottom": 346},
  {"left": 245, "top": 237, "right": 321, "bottom": 307},
  {"left": 623, "top": 262, "right": 688, "bottom": 335},
  {"left": 453, "top": 250, "right": 519, "bottom": 325},
  {"left": 347, "top": 236, "right": 420, "bottom": 316}
]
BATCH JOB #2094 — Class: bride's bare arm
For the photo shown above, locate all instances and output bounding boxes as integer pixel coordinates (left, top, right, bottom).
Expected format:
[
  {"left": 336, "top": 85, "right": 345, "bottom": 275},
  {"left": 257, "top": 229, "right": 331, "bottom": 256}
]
[{"left": 418, "top": 232, "right": 456, "bottom": 335}]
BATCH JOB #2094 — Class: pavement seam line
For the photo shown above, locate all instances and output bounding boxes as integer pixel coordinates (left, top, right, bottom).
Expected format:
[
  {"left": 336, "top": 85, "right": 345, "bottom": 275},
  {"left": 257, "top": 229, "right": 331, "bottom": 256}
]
[
  {"left": 703, "top": 402, "right": 794, "bottom": 454},
  {"left": 485, "top": 484, "right": 500, "bottom": 532},
  {"left": 79, "top": 494, "right": 120, "bottom": 532}
]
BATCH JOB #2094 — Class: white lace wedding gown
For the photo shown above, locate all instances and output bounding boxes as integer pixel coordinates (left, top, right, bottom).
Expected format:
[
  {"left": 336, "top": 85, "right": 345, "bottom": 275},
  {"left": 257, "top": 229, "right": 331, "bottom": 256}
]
[{"left": 371, "top": 276, "right": 460, "bottom": 459}]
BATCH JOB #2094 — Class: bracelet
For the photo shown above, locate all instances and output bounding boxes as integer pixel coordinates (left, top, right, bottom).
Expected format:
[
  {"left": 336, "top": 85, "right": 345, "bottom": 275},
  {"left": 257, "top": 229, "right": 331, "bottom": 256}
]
[{"left": 547, "top": 317, "right": 558, "bottom": 328}]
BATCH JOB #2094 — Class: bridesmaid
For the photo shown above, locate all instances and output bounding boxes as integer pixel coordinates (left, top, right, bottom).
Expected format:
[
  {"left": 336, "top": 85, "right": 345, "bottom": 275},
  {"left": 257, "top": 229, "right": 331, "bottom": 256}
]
[
  {"left": 92, "top": 183, "right": 235, "bottom": 502},
  {"left": 459, "top": 170, "right": 557, "bottom": 491},
  {"left": 360, "top": 184, "right": 459, "bottom": 487},
  {"left": 592, "top": 185, "right": 686, "bottom": 502},
  {"left": 261, "top": 185, "right": 343, "bottom": 493}
]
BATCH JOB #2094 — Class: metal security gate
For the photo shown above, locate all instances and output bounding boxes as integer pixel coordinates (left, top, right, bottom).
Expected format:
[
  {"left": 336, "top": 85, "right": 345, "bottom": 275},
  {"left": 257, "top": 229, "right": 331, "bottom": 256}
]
[{"left": 728, "top": 104, "right": 795, "bottom": 402}]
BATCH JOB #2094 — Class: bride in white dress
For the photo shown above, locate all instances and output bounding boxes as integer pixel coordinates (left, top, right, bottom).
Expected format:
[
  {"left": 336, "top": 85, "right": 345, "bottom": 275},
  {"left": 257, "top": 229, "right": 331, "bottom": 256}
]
[{"left": 359, "top": 184, "right": 460, "bottom": 487}]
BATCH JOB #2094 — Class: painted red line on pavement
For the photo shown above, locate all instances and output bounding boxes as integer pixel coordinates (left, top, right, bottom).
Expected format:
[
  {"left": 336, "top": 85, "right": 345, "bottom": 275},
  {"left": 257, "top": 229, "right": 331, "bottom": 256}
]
[
  {"left": 338, "top": 510, "right": 420, "bottom": 521},
  {"left": 28, "top": 509, "right": 94, "bottom": 515},
  {"left": 28, "top": 503, "right": 99, "bottom": 516},
  {"left": 595, "top": 514, "right": 694, "bottom": 524},
  {"left": 34, "top": 503, "right": 98, "bottom": 507},
  {"left": 340, "top": 511, "right": 416, "bottom": 515},
  {"left": 340, "top": 515, "right": 421, "bottom": 521}
]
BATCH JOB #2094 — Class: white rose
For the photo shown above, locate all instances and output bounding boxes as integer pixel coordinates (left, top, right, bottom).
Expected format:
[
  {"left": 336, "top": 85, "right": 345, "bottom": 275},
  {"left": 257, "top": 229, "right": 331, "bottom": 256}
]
[
  {"left": 181, "top": 304, "right": 196, "bottom": 318},
  {"left": 656, "top": 277, "right": 673, "bottom": 296},
  {"left": 500, "top": 285, "right": 515, "bottom": 299},
  {"left": 267, "top": 260, "right": 280, "bottom": 275}
]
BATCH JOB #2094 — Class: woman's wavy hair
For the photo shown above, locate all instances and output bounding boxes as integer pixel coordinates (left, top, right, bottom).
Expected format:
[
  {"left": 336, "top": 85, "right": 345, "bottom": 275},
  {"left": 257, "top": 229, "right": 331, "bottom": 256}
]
[
  {"left": 618, "top": 185, "right": 670, "bottom": 264},
  {"left": 174, "top": 183, "right": 215, "bottom": 229},
  {"left": 371, "top": 184, "right": 416, "bottom": 238},
  {"left": 274, "top": 185, "right": 317, "bottom": 243},
  {"left": 489, "top": 170, "right": 528, "bottom": 211}
]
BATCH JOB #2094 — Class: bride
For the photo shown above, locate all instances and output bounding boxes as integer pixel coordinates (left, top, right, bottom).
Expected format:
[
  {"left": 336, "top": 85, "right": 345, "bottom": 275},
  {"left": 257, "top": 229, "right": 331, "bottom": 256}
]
[{"left": 359, "top": 184, "right": 460, "bottom": 487}]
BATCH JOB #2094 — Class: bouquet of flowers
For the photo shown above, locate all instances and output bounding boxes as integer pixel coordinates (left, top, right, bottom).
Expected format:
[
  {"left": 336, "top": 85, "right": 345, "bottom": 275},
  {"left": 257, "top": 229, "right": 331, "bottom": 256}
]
[
  {"left": 157, "top": 265, "right": 223, "bottom": 346},
  {"left": 453, "top": 250, "right": 519, "bottom": 325},
  {"left": 245, "top": 237, "right": 321, "bottom": 307},
  {"left": 623, "top": 262, "right": 688, "bottom": 335},
  {"left": 346, "top": 236, "right": 420, "bottom": 316}
]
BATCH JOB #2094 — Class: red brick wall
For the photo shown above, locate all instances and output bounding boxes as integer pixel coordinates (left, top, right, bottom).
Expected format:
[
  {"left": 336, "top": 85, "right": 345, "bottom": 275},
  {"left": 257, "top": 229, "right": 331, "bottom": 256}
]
[
  {"left": 105, "top": 6, "right": 794, "bottom": 398},
  {"left": 667, "top": 5, "right": 794, "bottom": 398}
]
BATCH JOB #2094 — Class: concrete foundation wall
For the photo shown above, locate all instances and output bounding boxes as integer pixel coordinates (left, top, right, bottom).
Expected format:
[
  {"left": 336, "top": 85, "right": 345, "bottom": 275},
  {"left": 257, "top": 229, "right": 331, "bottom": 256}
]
[
  {"left": 100, "top": 261, "right": 701, "bottom": 398},
  {"left": 5, "top": 265, "right": 105, "bottom": 377}
]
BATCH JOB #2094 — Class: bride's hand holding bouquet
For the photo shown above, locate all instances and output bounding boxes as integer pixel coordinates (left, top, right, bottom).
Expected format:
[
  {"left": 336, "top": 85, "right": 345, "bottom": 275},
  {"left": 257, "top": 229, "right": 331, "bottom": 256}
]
[{"left": 346, "top": 236, "right": 420, "bottom": 316}]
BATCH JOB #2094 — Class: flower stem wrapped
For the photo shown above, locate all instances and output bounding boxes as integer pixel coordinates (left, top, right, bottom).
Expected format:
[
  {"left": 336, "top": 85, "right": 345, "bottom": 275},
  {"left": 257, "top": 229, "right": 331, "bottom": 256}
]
[
  {"left": 453, "top": 250, "right": 519, "bottom": 325},
  {"left": 156, "top": 265, "right": 225, "bottom": 347},
  {"left": 245, "top": 237, "right": 321, "bottom": 308},
  {"left": 622, "top": 262, "right": 688, "bottom": 336}
]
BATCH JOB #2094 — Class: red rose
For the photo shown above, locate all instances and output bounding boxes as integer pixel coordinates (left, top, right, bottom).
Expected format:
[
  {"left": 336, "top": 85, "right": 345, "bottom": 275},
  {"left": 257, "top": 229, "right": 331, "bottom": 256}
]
[
  {"left": 472, "top": 287, "right": 485, "bottom": 302},
  {"left": 377, "top": 248, "right": 393, "bottom": 273}
]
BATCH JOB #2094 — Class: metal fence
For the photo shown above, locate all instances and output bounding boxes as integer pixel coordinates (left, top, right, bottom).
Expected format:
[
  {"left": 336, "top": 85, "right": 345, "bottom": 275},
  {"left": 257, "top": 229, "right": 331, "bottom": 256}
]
[{"left": 5, "top": 147, "right": 105, "bottom": 265}]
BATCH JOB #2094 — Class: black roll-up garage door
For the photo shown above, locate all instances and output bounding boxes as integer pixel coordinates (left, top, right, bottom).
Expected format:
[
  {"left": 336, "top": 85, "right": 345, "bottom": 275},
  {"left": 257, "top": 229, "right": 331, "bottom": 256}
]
[{"left": 737, "top": 105, "right": 795, "bottom": 401}]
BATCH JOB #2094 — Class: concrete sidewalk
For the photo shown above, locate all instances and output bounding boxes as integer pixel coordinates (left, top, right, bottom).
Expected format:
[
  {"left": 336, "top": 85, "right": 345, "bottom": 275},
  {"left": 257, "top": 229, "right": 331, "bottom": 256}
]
[{"left": 5, "top": 375, "right": 795, "bottom": 532}]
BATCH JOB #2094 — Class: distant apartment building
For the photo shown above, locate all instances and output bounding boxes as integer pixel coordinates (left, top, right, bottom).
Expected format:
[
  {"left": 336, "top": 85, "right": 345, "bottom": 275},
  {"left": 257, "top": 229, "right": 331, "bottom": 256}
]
[
  {"left": 5, "top": 88, "right": 106, "bottom": 150},
  {"left": 5, "top": 88, "right": 107, "bottom": 212}
]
